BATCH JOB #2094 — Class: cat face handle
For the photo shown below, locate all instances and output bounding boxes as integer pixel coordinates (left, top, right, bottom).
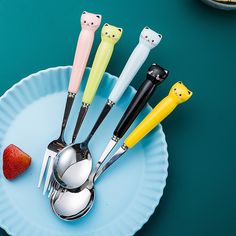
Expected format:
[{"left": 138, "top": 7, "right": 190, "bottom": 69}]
[
  {"left": 113, "top": 63, "right": 169, "bottom": 139},
  {"left": 59, "top": 11, "right": 102, "bottom": 140},
  {"left": 101, "top": 23, "right": 123, "bottom": 44},
  {"left": 68, "top": 11, "right": 102, "bottom": 94},
  {"left": 108, "top": 27, "right": 162, "bottom": 104},
  {"left": 124, "top": 81, "right": 192, "bottom": 148},
  {"left": 139, "top": 26, "right": 162, "bottom": 49},
  {"left": 147, "top": 63, "right": 169, "bottom": 84},
  {"left": 81, "top": 11, "right": 102, "bottom": 31},
  {"left": 169, "top": 81, "right": 193, "bottom": 104},
  {"left": 72, "top": 23, "right": 123, "bottom": 142},
  {"left": 82, "top": 23, "right": 123, "bottom": 105}
]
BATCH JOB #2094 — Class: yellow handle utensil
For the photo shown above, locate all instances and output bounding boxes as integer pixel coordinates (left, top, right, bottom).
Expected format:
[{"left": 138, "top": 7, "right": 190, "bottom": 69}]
[{"left": 124, "top": 81, "right": 192, "bottom": 148}]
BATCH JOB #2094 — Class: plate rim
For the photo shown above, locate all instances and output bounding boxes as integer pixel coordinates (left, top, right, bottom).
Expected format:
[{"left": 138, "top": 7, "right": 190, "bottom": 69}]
[
  {"left": 0, "top": 66, "right": 169, "bottom": 236},
  {"left": 201, "top": 0, "right": 236, "bottom": 10}
]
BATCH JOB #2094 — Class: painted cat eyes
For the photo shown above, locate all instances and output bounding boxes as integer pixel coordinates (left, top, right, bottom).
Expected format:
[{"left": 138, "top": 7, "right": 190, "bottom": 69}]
[
  {"left": 152, "top": 40, "right": 154, "bottom": 42},
  {"left": 84, "top": 21, "right": 86, "bottom": 23},
  {"left": 112, "top": 35, "right": 115, "bottom": 38},
  {"left": 91, "top": 22, "right": 94, "bottom": 25},
  {"left": 145, "top": 36, "right": 148, "bottom": 38}
]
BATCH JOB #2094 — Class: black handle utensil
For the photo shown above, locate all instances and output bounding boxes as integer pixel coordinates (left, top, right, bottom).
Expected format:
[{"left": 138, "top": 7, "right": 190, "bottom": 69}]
[{"left": 97, "top": 63, "right": 169, "bottom": 165}]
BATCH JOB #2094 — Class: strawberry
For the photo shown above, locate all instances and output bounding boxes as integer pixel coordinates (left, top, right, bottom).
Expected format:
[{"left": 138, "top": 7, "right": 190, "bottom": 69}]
[{"left": 2, "top": 144, "right": 32, "bottom": 180}]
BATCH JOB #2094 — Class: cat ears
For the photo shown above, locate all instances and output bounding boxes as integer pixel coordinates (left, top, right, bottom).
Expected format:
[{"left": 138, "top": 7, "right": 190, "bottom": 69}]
[
  {"left": 148, "top": 64, "right": 169, "bottom": 81},
  {"left": 143, "top": 27, "right": 162, "bottom": 39},
  {"left": 151, "top": 63, "right": 168, "bottom": 74},
  {"left": 104, "top": 23, "right": 123, "bottom": 32},
  {"left": 177, "top": 81, "right": 193, "bottom": 95},
  {"left": 82, "top": 11, "right": 101, "bottom": 18}
]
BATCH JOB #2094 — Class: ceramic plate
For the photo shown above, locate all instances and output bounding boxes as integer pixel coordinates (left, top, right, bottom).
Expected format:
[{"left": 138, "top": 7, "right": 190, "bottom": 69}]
[
  {"left": 201, "top": 0, "right": 236, "bottom": 10},
  {"left": 0, "top": 66, "right": 168, "bottom": 236}
]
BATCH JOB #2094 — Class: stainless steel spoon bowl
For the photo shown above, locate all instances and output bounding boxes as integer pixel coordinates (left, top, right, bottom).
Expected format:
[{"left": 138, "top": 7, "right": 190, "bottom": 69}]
[
  {"left": 53, "top": 143, "right": 92, "bottom": 189},
  {"left": 51, "top": 146, "right": 126, "bottom": 220},
  {"left": 53, "top": 100, "right": 113, "bottom": 189},
  {"left": 51, "top": 183, "right": 95, "bottom": 220}
]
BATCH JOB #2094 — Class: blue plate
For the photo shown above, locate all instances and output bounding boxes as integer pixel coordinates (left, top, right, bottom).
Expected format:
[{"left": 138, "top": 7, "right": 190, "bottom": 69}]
[{"left": 0, "top": 66, "right": 168, "bottom": 236}]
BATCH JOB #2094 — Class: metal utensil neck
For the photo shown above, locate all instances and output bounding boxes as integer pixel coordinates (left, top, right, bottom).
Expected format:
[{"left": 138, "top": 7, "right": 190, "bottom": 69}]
[
  {"left": 71, "top": 102, "right": 89, "bottom": 143},
  {"left": 107, "top": 99, "right": 115, "bottom": 106},
  {"left": 59, "top": 92, "right": 76, "bottom": 142},
  {"left": 82, "top": 99, "right": 114, "bottom": 147},
  {"left": 88, "top": 135, "right": 120, "bottom": 185},
  {"left": 111, "top": 134, "right": 119, "bottom": 142},
  {"left": 95, "top": 144, "right": 128, "bottom": 181}
]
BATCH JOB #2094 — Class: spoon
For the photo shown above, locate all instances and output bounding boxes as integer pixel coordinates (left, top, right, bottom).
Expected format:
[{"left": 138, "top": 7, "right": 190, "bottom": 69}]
[
  {"left": 52, "top": 27, "right": 163, "bottom": 190},
  {"left": 37, "top": 10, "right": 102, "bottom": 193},
  {"left": 53, "top": 64, "right": 168, "bottom": 190},
  {"left": 46, "top": 23, "right": 123, "bottom": 192},
  {"left": 50, "top": 81, "right": 193, "bottom": 220}
]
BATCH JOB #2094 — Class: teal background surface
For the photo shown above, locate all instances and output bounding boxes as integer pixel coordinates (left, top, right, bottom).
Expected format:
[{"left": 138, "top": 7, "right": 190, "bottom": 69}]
[{"left": 0, "top": 0, "right": 236, "bottom": 235}]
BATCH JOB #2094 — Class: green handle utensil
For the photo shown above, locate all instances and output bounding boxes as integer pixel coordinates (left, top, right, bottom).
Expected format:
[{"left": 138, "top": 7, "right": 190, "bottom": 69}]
[{"left": 72, "top": 23, "right": 123, "bottom": 142}]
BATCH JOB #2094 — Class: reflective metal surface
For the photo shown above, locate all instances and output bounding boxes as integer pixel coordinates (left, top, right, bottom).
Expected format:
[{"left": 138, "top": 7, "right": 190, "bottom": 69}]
[
  {"left": 53, "top": 100, "right": 114, "bottom": 190},
  {"left": 53, "top": 143, "right": 92, "bottom": 189},
  {"left": 95, "top": 144, "right": 127, "bottom": 180},
  {"left": 38, "top": 93, "right": 75, "bottom": 194},
  {"left": 96, "top": 136, "right": 118, "bottom": 166},
  {"left": 50, "top": 146, "right": 127, "bottom": 220},
  {"left": 51, "top": 187, "right": 95, "bottom": 220}
]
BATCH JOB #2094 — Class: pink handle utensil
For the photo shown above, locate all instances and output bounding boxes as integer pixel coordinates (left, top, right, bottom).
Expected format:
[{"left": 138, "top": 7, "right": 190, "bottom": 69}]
[
  {"left": 37, "top": 11, "right": 102, "bottom": 194},
  {"left": 69, "top": 11, "right": 102, "bottom": 93}
]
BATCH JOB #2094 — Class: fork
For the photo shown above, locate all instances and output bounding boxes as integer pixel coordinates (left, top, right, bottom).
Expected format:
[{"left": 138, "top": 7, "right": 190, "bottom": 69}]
[{"left": 37, "top": 11, "right": 102, "bottom": 194}]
